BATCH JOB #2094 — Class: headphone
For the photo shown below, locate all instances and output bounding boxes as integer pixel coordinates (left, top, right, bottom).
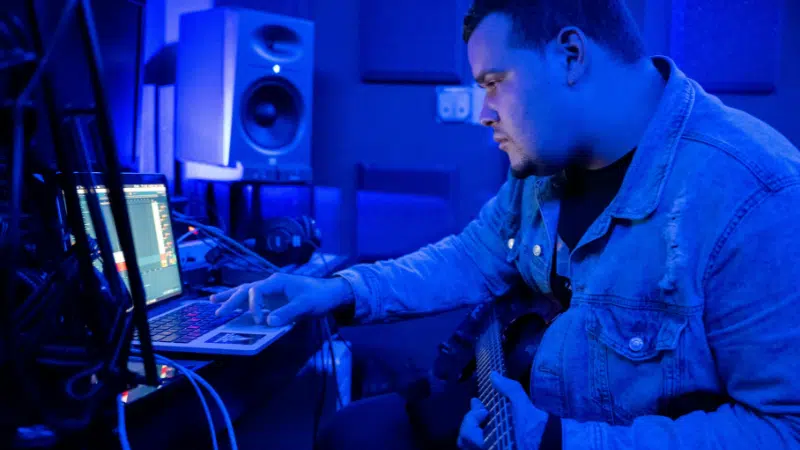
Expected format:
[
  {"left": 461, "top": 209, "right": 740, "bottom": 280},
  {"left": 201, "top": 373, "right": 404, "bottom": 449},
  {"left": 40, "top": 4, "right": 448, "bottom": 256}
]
[{"left": 256, "top": 215, "right": 321, "bottom": 267}]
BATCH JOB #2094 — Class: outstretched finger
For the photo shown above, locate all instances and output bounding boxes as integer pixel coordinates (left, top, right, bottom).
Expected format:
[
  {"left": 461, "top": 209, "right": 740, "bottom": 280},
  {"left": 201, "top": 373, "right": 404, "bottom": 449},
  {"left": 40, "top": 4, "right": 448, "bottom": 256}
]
[
  {"left": 209, "top": 284, "right": 246, "bottom": 304},
  {"left": 249, "top": 286, "right": 267, "bottom": 324},
  {"left": 266, "top": 296, "right": 313, "bottom": 327},
  {"left": 215, "top": 286, "right": 250, "bottom": 316}
]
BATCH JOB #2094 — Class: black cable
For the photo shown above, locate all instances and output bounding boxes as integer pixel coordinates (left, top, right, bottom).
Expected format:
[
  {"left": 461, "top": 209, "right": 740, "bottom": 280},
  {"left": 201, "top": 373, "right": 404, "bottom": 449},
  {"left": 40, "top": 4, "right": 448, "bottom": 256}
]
[
  {"left": 202, "top": 238, "right": 274, "bottom": 277},
  {"left": 323, "top": 319, "right": 343, "bottom": 409},
  {"left": 0, "top": 20, "right": 17, "bottom": 51},
  {"left": 173, "top": 212, "right": 282, "bottom": 272},
  {"left": 312, "top": 318, "right": 328, "bottom": 449},
  {"left": 195, "top": 229, "right": 273, "bottom": 274},
  {"left": 12, "top": 246, "right": 87, "bottom": 332},
  {"left": 0, "top": 13, "right": 32, "bottom": 52}
]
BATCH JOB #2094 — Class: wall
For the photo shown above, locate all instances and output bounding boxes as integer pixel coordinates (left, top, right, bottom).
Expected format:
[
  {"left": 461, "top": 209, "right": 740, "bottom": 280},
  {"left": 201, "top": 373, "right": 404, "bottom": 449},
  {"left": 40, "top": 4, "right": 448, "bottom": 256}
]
[
  {"left": 141, "top": 0, "right": 507, "bottom": 256},
  {"left": 642, "top": 0, "right": 799, "bottom": 147},
  {"left": 312, "top": 0, "right": 508, "bottom": 256},
  {"left": 702, "top": 1, "right": 799, "bottom": 147}
]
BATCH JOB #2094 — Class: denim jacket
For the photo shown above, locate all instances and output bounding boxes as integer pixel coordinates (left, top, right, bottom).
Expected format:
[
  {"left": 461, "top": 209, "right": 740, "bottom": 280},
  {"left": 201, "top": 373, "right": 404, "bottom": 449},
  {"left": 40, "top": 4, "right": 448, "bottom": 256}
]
[{"left": 335, "top": 56, "right": 800, "bottom": 449}]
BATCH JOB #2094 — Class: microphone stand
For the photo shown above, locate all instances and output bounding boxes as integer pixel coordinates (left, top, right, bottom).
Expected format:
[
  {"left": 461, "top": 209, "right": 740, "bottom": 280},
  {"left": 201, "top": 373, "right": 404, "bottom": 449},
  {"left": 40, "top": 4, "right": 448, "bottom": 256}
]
[
  {"left": 73, "top": 0, "right": 158, "bottom": 387},
  {"left": 5, "top": 0, "right": 159, "bottom": 446}
]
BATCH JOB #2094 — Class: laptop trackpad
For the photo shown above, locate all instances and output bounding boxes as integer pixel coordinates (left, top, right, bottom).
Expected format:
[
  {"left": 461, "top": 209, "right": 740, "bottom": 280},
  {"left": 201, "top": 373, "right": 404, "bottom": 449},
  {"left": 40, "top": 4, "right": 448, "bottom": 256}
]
[{"left": 197, "top": 314, "right": 293, "bottom": 355}]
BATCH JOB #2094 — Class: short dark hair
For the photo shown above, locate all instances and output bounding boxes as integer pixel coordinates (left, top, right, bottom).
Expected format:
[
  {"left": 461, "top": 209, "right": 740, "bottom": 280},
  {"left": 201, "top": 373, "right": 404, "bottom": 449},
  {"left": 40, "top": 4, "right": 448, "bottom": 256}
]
[{"left": 463, "top": 0, "right": 646, "bottom": 63}]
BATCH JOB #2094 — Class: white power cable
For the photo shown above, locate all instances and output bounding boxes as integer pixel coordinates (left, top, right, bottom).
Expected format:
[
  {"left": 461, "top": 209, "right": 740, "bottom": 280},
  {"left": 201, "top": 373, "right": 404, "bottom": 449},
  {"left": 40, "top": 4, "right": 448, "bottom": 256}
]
[{"left": 118, "top": 353, "right": 236, "bottom": 450}]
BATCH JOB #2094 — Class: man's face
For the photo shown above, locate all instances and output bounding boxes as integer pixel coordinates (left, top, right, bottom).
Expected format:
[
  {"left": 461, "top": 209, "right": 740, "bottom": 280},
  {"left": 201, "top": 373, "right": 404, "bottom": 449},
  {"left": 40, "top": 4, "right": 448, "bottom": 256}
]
[{"left": 468, "top": 13, "right": 575, "bottom": 178}]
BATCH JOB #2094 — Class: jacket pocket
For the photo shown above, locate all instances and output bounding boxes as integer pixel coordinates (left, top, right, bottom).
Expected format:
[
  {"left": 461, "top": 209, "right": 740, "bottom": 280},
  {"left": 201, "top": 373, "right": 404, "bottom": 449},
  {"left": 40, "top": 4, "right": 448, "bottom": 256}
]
[{"left": 585, "top": 306, "right": 688, "bottom": 423}]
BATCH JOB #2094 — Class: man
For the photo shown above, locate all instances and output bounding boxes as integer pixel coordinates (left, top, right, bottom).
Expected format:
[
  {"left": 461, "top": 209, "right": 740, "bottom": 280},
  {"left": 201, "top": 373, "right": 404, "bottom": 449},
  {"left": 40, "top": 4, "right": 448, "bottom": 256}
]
[{"left": 212, "top": 0, "right": 800, "bottom": 448}]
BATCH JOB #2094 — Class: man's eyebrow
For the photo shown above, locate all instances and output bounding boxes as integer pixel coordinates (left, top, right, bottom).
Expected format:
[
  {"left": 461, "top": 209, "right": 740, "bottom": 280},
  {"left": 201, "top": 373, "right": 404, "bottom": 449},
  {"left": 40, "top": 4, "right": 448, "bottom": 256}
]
[{"left": 475, "top": 69, "right": 503, "bottom": 85}]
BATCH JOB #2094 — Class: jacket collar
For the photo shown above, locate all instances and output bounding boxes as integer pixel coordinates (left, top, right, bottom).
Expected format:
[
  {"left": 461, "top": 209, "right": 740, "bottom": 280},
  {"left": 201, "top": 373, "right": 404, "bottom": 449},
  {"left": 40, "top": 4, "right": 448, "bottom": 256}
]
[
  {"left": 607, "top": 56, "right": 695, "bottom": 220},
  {"left": 539, "top": 56, "right": 696, "bottom": 220}
]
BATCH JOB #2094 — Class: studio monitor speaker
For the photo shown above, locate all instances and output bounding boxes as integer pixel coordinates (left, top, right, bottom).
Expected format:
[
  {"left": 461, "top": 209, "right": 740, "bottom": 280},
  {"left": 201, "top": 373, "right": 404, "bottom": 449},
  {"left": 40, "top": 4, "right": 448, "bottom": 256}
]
[{"left": 176, "top": 8, "right": 314, "bottom": 182}]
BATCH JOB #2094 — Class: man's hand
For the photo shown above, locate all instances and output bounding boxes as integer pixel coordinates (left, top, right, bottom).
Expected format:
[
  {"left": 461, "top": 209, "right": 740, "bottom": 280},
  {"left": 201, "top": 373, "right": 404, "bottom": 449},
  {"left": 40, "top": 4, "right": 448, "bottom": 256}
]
[
  {"left": 457, "top": 372, "right": 549, "bottom": 449},
  {"left": 209, "top": 274, "right": 353, "bottom": 326}
]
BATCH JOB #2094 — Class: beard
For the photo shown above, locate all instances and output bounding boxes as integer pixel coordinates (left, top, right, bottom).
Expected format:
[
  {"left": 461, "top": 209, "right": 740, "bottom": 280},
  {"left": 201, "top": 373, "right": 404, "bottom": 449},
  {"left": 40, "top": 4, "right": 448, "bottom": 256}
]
[
  {"left": 505, "top": 136, "right": 571, "bottom": 179},
  {"left": 510, "top": 160, "right": 537, "bottom": 179},
  {"left": 509, "top": 154, "right": 562, "bottom": 179}
]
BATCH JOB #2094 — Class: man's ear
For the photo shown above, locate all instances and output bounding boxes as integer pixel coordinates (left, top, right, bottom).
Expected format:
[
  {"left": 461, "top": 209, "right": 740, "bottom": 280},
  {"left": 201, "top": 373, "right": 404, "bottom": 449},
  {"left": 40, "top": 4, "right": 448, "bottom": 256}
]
[{"left": 556, "top": 26, "right": 588, "bottom": 87}]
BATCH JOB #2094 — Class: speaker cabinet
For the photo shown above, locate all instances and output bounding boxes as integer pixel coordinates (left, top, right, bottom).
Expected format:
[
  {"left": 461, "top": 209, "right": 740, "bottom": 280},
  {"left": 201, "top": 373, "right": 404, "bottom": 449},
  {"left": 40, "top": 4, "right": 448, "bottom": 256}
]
[{"left": 176, "top": 8, "right": 314, "bottom": 182}]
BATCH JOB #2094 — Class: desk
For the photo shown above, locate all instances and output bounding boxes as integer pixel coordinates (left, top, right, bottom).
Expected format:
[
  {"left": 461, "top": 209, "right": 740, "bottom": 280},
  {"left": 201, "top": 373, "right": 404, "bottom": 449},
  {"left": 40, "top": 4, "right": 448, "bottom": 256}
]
[{"left": 124, "top": 253, "right": 351, "bottom": 449}]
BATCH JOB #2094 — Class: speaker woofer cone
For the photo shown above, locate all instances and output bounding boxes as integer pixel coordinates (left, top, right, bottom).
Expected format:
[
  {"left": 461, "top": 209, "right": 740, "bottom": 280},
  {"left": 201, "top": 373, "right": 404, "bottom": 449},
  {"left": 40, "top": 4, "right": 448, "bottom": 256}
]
[{"left": 241, "top": 77, "right": 303, "bottom": 155}]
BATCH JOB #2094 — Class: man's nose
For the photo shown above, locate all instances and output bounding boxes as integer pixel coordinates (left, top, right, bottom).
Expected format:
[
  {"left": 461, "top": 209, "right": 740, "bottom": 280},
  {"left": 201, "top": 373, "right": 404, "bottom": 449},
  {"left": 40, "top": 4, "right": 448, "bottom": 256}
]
[{"left": 479, "top": 103, "right": 498, "bottom": 127}]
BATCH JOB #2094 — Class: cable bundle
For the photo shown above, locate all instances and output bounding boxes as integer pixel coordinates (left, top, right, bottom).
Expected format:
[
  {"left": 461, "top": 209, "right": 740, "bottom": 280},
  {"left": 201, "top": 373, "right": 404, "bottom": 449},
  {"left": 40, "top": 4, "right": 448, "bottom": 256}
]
[{"left": 120, "top": 352, "right": 238, "bottom": 450}]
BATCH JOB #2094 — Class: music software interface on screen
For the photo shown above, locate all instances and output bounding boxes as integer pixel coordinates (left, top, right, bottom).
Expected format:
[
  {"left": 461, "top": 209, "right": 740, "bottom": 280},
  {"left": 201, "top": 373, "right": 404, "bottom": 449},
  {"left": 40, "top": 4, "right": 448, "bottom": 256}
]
[{"left": 75, "top": 184, "right": 181, "bottom": 305}]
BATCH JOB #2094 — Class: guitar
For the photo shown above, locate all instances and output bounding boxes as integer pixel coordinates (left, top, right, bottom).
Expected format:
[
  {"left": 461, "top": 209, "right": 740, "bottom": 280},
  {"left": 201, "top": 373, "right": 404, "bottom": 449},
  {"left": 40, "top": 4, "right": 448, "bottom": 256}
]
[
  {"left": 469, "top": 298, "right": 550, "bottom": 449},
  {"left": 474, "top": 304, "right": 518, "bottom": 449},
  {"left": 406, "top": 288, "right": 554, "bottom": 448}
]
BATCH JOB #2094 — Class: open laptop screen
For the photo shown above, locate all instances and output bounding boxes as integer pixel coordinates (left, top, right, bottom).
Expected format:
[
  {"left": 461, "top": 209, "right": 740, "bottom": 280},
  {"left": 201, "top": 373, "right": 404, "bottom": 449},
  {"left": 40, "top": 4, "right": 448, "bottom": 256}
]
[{"left": 74, "top": 176, "right": 182, "bottom": 306}]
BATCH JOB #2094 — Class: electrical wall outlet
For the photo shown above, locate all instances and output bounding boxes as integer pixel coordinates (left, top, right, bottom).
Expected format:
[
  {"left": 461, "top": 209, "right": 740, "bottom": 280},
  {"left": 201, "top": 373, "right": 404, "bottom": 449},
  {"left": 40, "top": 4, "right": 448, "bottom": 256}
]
[{"left": 436, "top": 86, "right": 472, "bottom": 123}]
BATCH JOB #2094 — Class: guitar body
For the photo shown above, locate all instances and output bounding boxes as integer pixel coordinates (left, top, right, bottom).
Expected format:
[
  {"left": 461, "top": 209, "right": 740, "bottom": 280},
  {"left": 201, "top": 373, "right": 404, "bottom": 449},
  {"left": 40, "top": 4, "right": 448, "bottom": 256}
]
[
  {"left": 433, "top": 289, "right": 549, "bottom": 387},
  {"left": 406, "top": 287, "right": 554, "bottom": 449}
]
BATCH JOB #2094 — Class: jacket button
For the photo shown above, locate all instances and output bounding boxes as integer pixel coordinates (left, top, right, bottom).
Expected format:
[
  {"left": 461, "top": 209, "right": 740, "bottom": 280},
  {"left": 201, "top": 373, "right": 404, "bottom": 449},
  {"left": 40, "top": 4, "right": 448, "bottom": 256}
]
[
  {"left": 629, "top": 337, "right": 644, "bottom": 352},
  {"left": 532, "top": 245, "right": 542, "bottom": 256},
  {"left": 507, "top": 238, "right": 515, "bottom": 249}
]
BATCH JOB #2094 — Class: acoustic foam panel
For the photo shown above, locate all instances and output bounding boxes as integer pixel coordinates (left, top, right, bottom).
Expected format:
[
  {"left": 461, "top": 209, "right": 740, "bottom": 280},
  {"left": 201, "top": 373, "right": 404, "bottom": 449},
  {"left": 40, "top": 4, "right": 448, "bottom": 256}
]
[
  {"left": 670, "top": 0, "right": 785, "bottom": 94},
  {"left": 359, "top": 0, "right": 467, "bottom": 84}
]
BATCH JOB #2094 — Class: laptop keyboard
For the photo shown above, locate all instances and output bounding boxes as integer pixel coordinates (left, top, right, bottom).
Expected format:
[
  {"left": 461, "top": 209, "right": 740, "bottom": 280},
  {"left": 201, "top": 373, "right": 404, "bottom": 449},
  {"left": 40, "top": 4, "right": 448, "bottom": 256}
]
[{"left": 135, "top": 302, "right": 238, "bottom": 344}]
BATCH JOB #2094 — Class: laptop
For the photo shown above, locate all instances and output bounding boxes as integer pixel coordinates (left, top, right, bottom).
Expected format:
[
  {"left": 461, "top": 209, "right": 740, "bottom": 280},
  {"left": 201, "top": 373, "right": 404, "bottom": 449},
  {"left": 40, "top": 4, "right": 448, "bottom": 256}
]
[{"left": 70, "top": 172, "right": 293, "bottom": 356}]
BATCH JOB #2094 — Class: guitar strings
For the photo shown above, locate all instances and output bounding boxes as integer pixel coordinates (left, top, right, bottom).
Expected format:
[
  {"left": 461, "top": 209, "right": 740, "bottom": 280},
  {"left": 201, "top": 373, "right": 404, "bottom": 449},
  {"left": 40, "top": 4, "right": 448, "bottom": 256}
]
[{"left": 476, "top": 309, "right": 517, "bottom": 450}]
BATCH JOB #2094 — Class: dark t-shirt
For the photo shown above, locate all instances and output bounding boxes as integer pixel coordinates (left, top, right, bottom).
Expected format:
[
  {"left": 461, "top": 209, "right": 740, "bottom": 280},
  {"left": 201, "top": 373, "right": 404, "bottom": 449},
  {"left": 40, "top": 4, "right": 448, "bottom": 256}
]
[{"left": 551, "top": 149, "right": 636, "bottom": 307}]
